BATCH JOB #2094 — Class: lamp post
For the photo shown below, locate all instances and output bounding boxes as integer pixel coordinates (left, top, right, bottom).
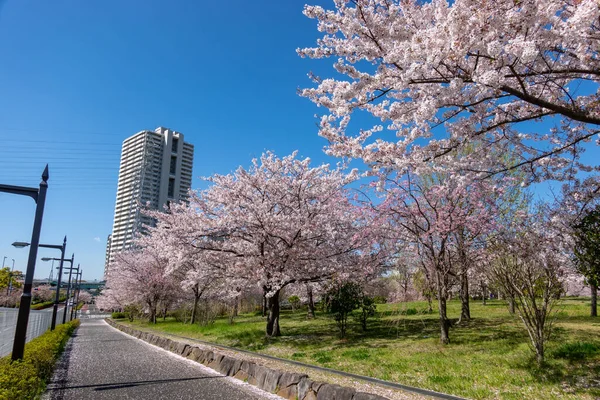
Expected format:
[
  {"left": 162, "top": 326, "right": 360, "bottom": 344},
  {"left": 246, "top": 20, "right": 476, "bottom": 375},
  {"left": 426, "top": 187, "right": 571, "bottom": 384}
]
[
  {"left": 70, "top": 268, "right": 82, "bottom": 321},
  {"left": 62, "top": 263, "right": 79, "bottom": 324},
  {"left": 1, "top": 165, "right": 49, "bottom": 361},
  {"left": 49, "top": 259, "right": 54, "bottom": 284},
  {"left": 40, "top": 251, "right": 71, "bottom": 330},
  {"left": 15, "top": 237, "right": 68, "bottom": 331},
  {"left": 74, "top": 270, "right": 83, "bottom": 320}
]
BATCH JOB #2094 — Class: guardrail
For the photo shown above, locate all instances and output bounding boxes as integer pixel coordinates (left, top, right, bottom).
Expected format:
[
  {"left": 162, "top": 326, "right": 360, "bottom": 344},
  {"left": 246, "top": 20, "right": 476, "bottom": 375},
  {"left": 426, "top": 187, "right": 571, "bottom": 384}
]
[{"left": 0, "top": 306, "right": 65, "bottom": 358}]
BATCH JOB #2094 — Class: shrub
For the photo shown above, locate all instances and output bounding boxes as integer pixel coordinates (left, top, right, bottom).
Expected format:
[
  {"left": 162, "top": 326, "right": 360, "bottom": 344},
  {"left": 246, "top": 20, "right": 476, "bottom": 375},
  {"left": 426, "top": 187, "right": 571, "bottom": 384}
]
[
  {"left": 31, "top": 301, "right": 55, "bottom": 310},
  {"left": 0, "top": 319, "right": 79, "bottom": 400},
  {"left": 288, "top": 295, "right": 301, "bottom": 313},
  {"left": 111, "top": 311, "right": 127, "bottom": 319},
  {"left": 356, "top": 295, "right": 377, "bottom": 331},
  {"left": 327, "top": 282, "right": 363, "bottom": 338},
  {"left": 373, "top": 295, "right": 387, "bottom": 304}
]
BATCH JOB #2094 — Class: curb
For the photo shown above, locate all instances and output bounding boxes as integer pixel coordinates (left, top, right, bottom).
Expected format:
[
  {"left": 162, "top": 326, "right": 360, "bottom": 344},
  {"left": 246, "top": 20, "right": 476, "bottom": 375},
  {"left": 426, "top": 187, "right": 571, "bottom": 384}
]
[{"left": 106, "top": 319, "right": 467, "bottom": 400}]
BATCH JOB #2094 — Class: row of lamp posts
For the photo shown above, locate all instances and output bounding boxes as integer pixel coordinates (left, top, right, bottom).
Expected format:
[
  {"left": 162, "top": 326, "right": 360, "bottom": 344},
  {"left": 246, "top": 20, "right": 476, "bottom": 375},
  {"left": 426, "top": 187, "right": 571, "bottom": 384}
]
[{"left": 1, "top": 166, "right": 84, "bottom": 361}]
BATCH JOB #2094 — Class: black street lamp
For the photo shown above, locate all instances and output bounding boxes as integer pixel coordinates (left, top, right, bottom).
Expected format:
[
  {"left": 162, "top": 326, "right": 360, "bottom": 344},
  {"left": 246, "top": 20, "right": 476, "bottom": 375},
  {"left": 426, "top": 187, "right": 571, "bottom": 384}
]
[
  {"left": 1, "top": 165, "right": 49, "bottom": 361},
  {"left": 70, "top": 268, "right": 82, "bottom": 321},
  {"left": 62, "top": 263, "right": 79, "bottom": 323},
  {"left": 74, "top": 269, "right": 83, "bottom": 320},
  {"left": 40, "top": 251, "right": 72, "bottom": 329},
  {"left": 15, "top": 237, "right": 68, "bottom": 331}
]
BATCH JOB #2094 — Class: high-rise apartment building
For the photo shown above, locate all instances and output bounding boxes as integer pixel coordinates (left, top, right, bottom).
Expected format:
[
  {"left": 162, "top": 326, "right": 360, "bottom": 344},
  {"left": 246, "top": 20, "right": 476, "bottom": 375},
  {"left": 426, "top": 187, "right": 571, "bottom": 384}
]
[{"left": 105, "top": 127, "right": 194, "bottom": 274}]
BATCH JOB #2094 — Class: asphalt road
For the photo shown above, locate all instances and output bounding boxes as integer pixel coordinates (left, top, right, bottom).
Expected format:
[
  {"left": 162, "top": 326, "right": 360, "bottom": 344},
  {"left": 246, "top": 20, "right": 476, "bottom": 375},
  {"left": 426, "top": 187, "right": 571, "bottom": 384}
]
[{"left": 43, "top": 318, "right": 281, "bottom": 400}]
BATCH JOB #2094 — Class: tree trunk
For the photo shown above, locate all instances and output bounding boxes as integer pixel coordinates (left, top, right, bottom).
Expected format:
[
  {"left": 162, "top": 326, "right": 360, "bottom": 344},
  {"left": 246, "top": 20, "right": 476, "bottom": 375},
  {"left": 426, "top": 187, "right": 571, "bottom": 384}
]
[
  {"left": 436, "top": 272, "right": 450, "bottom": 344},
  {"left": 266, "top": 289, "right": 281, "bottom": 337},
  {"left": 262, "top": 293, "right": 267, "bottom": 317},
  {"left": 307, "top": 284, "right": 315, "bottom": 319},
  {"left": 191, "top": 292, "right": 200, "bottom": 325},
  {"left": 508, "top": 295, "right": 515, "bottom": 314},
  {"left": 534, "top": 334, "right": 545, "bottom": 365},
  {"left": 233, "top": 296, "right": 239, "bottom": 317},
  {"left": 459, "top": 269, "right": 470, "bottom": 321},
  {"left": 438, "top": 295, "right": 450, "bottom": 344},
  {"left": 457, "top": 232, "right": 470, "bottom": 322},
  {"left": 149, "top": 304, "right": 157, "bottom": 324},
  {"left": 591, "top": 283, "right": 598, "bottom": 317},
  {"left": 482, "top": 284, "right": 487, "bottom": 306}
]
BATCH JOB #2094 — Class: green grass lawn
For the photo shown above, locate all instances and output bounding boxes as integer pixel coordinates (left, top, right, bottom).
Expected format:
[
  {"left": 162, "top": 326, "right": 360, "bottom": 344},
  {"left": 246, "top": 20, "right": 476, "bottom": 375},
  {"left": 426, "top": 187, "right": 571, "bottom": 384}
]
[{"left": 120, "top": 298, "right": 600, "bottom": 400}]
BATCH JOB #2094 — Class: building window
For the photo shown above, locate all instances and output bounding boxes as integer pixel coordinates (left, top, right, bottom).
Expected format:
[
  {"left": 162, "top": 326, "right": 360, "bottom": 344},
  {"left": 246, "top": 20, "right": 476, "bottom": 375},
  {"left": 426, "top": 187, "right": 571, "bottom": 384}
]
[
  {"left": 172, "top": 137, "right": 179, "bottom": 153},
  {"left": 170, "top": 156, "right": 177, "bottom": 174},
  {"left": 168, "top": 178, "right": 175, "bottom": 198}
]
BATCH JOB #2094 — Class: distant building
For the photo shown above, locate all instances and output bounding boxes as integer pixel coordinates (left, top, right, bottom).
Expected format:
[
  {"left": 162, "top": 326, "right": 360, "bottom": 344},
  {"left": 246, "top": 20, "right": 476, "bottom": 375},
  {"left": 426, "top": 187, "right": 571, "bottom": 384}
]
[{"left": 105, "top": 127, "right": 194, "bottom": 273}]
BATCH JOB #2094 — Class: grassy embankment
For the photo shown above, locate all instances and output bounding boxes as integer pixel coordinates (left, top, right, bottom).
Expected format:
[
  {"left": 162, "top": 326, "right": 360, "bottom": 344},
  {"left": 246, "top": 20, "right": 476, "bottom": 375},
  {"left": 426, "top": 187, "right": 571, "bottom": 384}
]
[{"left": 118, "top": 298, "right": 600, "bottom": 400}]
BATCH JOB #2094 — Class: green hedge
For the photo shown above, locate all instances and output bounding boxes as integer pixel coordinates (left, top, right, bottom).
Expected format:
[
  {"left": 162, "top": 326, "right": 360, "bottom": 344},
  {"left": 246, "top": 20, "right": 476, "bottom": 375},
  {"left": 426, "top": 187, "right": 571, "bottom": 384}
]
[
  {"left": 30, "top": 301, "right": 55, "bottom": 310},
  {"left": 0, "top": 319, "right": 80, "bottom": 399}
]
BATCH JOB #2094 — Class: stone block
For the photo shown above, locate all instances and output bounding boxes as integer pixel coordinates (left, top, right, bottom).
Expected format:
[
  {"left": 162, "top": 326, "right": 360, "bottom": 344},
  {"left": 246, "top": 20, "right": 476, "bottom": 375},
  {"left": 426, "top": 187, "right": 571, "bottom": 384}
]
[
  {"left": 279, "top": 372, "right": 308, "bottom": 389},
  {"left": 353, "top": 392, "right": 390, "bottom": 400},
  {"left": 197, "top": 349, "right": 208, "bottom": 364},
  {"left": 277, "top": 383, "right": 299, "bottom": 400},
  {"left": 207, "top": 353, "right": 224, "bottom": 371},
  {"left": 298, "top": 377, "right": 313, "bottom": 400},
  {"left": 188, "top": 347, "right": 204, "bottom": 362},
  {"left": 214, "top": 353, "right": 225, "bottom": 364},
  {"left": 233, "top": 370, "right": 249, "bottom": 382},
  {"left": 182, "top": 345, "right": 192, "bottom": 358},
  {"left": 253, "top": 365, "right": 269, "bottom": 388},
  {"left": 316, "top": 384, "right": 356, "bottom": 400},
  {"left": 243, "top": 361, "right": 257, "bottom": 385},
  {"left": 240, "top": 360, "right": 252, "bottom": 373},
  {"left": 175, "top": 342, "right": 188, "bottom": 355},
  {"left": 261, "top": 369, "right": 281, "bottom": 393},
  {"left": 229, "top": 359, "right": 242, "bottom": 376},
  {"left": 303, "top": 390, "right": 317, "bottom": 400},
  {"left": 311, "top": 381, "right": 325, "bottom": 392},
  {"left": 218, "top": 356, "right": 236, "bottom": 376}
]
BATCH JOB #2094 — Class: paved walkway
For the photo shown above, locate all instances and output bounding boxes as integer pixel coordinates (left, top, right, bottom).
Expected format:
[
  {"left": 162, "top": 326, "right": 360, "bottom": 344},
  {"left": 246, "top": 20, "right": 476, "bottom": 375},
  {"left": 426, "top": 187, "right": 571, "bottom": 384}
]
[{"left": 44, "top": 319, "right": 280, "bottom": 400}]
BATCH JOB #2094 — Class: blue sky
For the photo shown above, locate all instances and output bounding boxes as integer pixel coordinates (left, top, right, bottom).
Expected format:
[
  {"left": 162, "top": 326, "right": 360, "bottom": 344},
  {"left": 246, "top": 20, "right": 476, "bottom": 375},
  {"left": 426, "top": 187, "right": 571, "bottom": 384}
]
[
  {"left": 0, "top": 1, "right": 598, "bottom": 281},
  {"left": 0, "top": 0, "right": 340, "bottom": 281}
]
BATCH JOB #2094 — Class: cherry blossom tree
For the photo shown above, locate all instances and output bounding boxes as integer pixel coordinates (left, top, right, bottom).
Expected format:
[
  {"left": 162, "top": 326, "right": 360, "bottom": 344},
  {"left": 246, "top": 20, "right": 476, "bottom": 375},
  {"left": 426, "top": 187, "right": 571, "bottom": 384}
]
[
  {"left": 299, "top": 0, "right": 600, "bottom": 185},
  {"left": 77, "top": 291, "right": 93, "bottom": 305},
  {"left": 102, "top": 236, "right": 182, "bottom": 323},
  {"left": 378, "top": 172, "right": 498, "bottom": 343},
  {"left": 33, "top": 285, "right": 54, "bottom": 303},
  {"left": 179, "top": 152, "right": 385, "bottom": 336},
  {"left": 142, "top": 205, "right": 235, "bottom": 325}
]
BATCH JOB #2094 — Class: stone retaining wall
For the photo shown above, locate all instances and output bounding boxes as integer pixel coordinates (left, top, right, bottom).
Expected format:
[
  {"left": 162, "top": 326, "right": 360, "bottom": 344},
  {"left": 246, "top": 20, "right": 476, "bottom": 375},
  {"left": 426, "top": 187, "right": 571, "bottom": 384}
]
[{"left": 106, "top": 319, "right": 389, "bottom": 400}]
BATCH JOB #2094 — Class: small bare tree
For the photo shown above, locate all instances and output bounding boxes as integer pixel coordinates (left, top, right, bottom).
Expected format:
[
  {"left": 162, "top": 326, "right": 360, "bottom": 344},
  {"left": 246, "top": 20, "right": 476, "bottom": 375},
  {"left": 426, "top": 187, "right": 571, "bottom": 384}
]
[{"left": 488, "top": 212, "right": 566, "bottom": 365}]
